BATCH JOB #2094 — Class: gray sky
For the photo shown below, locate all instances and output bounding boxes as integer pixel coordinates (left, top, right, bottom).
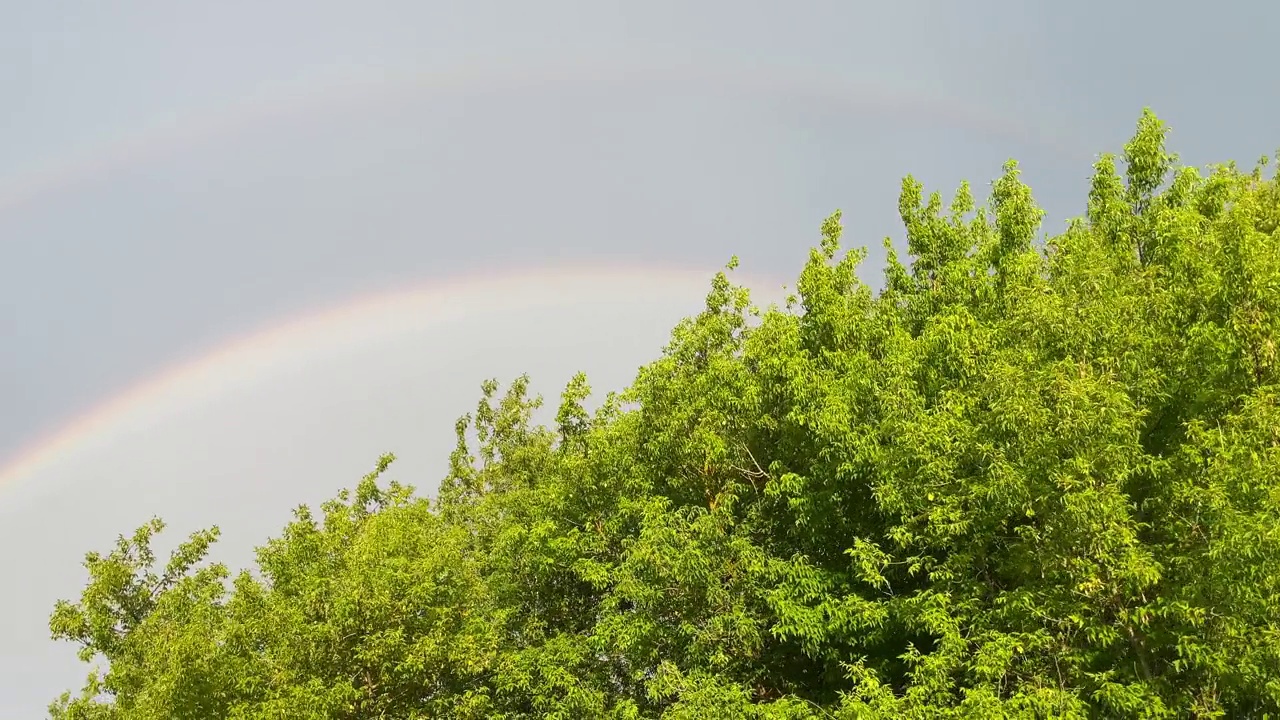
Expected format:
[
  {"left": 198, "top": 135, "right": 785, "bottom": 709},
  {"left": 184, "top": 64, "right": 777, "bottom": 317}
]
[{"left": 2, "top": 0, "right": 1276, "bottom": 715}]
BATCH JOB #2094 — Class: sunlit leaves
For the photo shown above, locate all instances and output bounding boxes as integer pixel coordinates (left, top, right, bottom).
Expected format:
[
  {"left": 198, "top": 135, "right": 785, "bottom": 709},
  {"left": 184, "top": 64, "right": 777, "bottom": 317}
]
[{"left": 49, "top": 111, "right": 1280, "bottom": 718}]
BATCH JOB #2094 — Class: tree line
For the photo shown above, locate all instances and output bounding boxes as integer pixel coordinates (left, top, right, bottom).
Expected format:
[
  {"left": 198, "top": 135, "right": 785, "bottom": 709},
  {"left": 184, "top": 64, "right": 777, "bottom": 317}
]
[{"left": 49, "top": 110, "right": 1280, "bottom": 718}]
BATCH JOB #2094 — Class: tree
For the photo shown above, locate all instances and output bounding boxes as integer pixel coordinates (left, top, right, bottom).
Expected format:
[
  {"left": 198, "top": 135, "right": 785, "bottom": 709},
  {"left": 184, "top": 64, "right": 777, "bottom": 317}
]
[{"left": 49, "top": 110, "right": 1280, "bottom": 718}]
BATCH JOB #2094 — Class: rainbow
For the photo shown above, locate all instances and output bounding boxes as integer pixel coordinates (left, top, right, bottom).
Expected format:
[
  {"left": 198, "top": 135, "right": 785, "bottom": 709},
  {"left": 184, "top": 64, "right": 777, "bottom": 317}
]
[
  {"left": 0, "top": 56, "right": 1084, "bottom": 500},
  {"left": 0, "top": 264, "right": 785, "bottom": 500}
]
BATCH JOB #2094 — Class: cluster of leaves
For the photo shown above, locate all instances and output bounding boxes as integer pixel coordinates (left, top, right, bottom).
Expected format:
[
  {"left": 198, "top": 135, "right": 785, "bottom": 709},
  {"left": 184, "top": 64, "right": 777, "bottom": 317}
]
[{"left": 50, "top": 111, "right": 1280, "bottom": 718}]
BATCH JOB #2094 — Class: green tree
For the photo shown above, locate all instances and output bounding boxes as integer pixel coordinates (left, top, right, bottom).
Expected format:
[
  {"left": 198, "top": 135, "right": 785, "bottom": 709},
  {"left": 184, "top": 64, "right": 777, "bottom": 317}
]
[{"left": 50, "top": 110, "right": 1280, "bottom": 718}]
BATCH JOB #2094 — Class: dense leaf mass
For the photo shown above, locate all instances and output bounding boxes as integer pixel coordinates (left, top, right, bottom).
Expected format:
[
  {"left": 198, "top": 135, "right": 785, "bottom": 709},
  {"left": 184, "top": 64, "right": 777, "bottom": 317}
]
[{"left": 49, "top": 112, "right": 1280, "bottom": 718}]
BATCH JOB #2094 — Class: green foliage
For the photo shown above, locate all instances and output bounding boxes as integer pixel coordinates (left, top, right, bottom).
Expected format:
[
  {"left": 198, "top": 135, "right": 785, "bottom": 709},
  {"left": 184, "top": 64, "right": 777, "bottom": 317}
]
[{"left": 49, "top": 111, "right": 1280, "bottom": 718}]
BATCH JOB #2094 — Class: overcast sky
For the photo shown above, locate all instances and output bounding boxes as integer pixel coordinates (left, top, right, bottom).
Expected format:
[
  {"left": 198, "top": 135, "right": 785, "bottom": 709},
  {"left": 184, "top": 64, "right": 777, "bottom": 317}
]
[{"left": 2, "top": 0, "right": 1276, "bottom": 715}]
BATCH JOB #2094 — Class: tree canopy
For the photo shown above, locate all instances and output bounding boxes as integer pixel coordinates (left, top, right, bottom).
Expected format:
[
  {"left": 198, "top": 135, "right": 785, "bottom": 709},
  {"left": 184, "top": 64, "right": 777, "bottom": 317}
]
[{"left": 48, "top": 110, "right": 1280, "bottom": 718}]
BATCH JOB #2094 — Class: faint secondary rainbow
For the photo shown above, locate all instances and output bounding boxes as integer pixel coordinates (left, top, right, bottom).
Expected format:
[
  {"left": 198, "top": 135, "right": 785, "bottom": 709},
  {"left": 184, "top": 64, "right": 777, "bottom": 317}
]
[
  {"left": 0, "top": 56, "right": 1090, "bottom": 215},
  {"left": 0, "top": 263, "right": 785, "bottom": 498}
]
